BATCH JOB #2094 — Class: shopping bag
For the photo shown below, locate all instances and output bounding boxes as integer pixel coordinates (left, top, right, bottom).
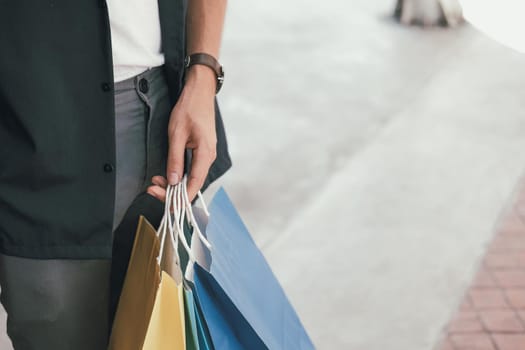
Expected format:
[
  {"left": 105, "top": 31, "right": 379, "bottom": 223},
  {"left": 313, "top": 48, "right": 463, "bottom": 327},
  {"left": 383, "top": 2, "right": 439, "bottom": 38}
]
[
  {"left": 192, "top": 290, "right": 215, "bottom": 350},
  {"left": 109, "top": 185, "right": 187, "bottom": 350},
  {"left": 160, "top": 180, "right": 260, "bottom": 349},
  {"left": 142, "top": 270, "right": 185, "bottom": 350},
  {"left": 108, "top": 216, "right": 161, "bottom": 350},
  {"left": 109, "top": 192, "right": 165, "bottom": 331},
  {"left": 143, "top": 213, "right": 186, "bottom": 350},
  {"left": 183, "top": 288, "right": 199, "bottom": 350},
  {"left": 191, "top": 265, "right": 267, "bottom": 349},
  {"left": 185, "top": 187, "right": 315, "bottom": 350}
]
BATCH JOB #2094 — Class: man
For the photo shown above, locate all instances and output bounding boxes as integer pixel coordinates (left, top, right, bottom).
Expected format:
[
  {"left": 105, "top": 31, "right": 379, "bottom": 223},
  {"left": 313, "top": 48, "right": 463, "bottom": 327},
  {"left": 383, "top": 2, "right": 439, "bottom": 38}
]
[{"left": 0, "top": 0, "right": 231, "bottom": 348}]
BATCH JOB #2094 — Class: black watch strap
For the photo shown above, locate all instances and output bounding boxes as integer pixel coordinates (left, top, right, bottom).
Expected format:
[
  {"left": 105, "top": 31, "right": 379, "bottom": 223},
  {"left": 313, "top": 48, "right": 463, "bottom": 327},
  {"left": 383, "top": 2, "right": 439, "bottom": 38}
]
[{"left": 184, "top": 53, "right": 224, "bottom": 93}]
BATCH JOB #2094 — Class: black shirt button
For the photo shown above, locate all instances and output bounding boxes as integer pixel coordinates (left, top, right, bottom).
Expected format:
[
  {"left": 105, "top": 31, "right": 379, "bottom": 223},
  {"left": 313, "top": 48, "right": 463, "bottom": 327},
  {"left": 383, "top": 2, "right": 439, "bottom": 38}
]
[
  {"left": 103, "top": 163, "right": 114, "bottom": 173},
  {"left": 98, "top": 0, "right": 106, "bottom": 8},
  {"left": 138, "top": 78, "right": 149, "bottom": 93},
  {"left": 101, "top": 82, "right": 112, "bottom": 92}
]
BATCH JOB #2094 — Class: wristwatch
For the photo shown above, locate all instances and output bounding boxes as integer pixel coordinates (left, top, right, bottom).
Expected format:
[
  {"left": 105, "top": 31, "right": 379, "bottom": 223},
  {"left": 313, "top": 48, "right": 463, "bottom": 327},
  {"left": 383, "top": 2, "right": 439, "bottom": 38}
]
[{"left": 184, "top": 53, "right": 225, "bottom": 94}]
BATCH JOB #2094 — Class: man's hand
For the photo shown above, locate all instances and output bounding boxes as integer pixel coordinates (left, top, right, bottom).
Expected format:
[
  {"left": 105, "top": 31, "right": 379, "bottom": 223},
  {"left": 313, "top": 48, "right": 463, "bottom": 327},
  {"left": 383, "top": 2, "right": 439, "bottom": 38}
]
[
  {"left": 147, "top": 175, "right": 168, "bottom": 202},
  {"left": 165, "top": 65, "right": 217, "bottom": 201},
  {"left": 157, "top": 0, "right": 227, "bottom": 200}
]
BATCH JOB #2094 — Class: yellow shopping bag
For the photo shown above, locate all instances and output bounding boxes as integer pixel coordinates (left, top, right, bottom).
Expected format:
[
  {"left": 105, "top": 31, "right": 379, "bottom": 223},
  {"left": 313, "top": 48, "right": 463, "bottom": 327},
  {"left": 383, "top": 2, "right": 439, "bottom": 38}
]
[
  {"left": 108, "top": 215, "right": 186, "bottom": 350},
  {"left": 143, "top": 270, "right": 185, "bottom": 349}
]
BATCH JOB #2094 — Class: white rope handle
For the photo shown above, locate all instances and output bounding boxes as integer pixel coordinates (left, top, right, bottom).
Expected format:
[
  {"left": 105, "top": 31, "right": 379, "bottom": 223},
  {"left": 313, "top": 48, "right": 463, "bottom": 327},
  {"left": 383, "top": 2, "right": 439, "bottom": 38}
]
[
  {"left": 171, "top": 182, "right": 195, "bottom": 261},
  {"left": 170, "top": 184, "right": 182, "bottom": 253},
  {"left": 155, "top": 176, "right": 213, "bottom": 268},
  {"left": 197, "top": 190, "right": 210, "bottom": 217},
  {"left": 156, "top": 184, "right": 175, "bottom": 266},
  {"left": 167, "top": 176, "right": 213, "bottom": 263},
  {"left": 181, "top": 176, "right": 212, "bottom": 249},
  {"left": 156, "top": 183, "right": 189, "bottom": 266}
]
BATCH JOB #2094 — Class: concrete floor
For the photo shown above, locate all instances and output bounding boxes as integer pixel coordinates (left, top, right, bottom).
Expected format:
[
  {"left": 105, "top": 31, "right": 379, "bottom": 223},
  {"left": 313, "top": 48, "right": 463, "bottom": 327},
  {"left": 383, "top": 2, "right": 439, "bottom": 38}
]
[
  {"left": 216, "top": 0, "right": 525, "bottom": 349},
  {"left": 3, "top": 0, "right": 525, "bottom": 349}
]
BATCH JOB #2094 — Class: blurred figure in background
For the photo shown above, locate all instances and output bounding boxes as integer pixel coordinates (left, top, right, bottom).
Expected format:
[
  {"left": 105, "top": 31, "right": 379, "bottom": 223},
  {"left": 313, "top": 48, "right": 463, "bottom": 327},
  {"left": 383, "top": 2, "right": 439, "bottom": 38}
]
[{"left": 395, "top": 0, "right": 463, "bottom": 26}]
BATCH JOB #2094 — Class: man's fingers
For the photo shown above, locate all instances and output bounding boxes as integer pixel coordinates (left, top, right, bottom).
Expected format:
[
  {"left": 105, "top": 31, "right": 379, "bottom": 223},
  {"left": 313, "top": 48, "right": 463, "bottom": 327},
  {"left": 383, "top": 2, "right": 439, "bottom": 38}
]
[
  {"left": 186, "top": 146, "right": 216, "bottom": 201},
  {"left": 146, "top": 185, "right": 167, "bottom": 202},
  {"left": 167, "top": 128, "right": 187, "bottom": 185},
  {"left": 151, "top": 175, "right": 168, "bottom": 188}
]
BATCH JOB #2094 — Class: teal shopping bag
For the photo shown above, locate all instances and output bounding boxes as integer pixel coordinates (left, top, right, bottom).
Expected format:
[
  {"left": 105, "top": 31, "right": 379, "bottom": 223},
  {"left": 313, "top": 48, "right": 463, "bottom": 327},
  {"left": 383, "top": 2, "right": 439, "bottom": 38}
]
[
  {"left": 183, "top": 288, "right": 199, "bottom": 350},
  {"left": 183, "top": 286, "right": 216, "bottom": 350}
]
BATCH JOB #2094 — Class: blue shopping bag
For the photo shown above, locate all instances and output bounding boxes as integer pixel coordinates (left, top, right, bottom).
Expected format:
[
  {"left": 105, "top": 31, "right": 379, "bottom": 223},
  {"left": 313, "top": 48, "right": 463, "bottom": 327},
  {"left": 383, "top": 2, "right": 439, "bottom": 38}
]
[
  {"left": 190, "top": 272, "right": 265, "bottom": 349},
  {"left": 191, "top": 188, "right": 315, "bottom": 350}
]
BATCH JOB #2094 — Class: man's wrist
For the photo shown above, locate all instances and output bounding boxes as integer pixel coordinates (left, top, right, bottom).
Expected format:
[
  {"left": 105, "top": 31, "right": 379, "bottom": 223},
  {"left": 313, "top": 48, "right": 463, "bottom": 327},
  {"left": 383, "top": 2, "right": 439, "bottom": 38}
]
[
  {"left": 184, "top": 53, "right": 224, "bottom": 93},
  {"left": 184, "top": 65, "right": 217, "bottom": 94}
]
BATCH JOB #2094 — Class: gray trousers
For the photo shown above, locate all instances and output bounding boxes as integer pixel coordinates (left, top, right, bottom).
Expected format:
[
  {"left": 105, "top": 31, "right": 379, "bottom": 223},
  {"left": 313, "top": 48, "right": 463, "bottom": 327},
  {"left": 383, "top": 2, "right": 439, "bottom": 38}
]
[{"left": 0, "top": 65, "right": 171, "bottom": 350}]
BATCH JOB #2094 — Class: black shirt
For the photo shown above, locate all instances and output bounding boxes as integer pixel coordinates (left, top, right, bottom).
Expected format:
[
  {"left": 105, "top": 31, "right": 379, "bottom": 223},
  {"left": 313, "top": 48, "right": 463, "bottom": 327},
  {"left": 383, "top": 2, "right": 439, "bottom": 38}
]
[{"left": 0, "top": 0, "right": 231, "bottom": 259}]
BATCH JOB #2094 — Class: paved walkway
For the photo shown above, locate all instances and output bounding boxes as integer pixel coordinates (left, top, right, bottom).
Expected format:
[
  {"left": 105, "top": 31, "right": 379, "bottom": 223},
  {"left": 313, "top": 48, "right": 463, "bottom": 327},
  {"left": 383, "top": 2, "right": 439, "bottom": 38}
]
[
  {"left": 218, "top": 1, "right": 525, "bottom": 348},
  {"left": 436, "top": 181, "right": 525, "bottom": 350}
]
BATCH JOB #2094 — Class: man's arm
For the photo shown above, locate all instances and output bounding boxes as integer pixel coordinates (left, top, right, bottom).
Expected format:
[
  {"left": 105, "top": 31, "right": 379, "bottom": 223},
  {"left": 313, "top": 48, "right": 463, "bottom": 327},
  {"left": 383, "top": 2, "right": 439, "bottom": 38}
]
[
  {"left": 186, "top": 0, "right": 227, "bottom": 57},
  {"left": 164, "top": 0, "right": 227, "bottom": 200}
]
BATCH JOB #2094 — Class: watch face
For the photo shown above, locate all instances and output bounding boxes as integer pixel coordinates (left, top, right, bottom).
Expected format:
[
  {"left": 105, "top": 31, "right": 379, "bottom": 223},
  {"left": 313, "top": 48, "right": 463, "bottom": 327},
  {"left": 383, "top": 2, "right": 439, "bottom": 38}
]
[
  {"left": 216, "top": 79, "right": 224, "bottom": 93},
  {"left": 215, "top": 66, "right": 224, "bottom": 93}
]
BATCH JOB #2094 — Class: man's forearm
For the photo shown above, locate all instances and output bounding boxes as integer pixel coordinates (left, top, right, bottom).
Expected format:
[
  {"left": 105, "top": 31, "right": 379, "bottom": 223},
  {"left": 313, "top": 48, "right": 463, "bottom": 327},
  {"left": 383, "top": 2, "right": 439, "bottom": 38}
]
[
  {"left": 165, "top": 0, "right": 227, "bottom": 194},
  {"left": 186, "top": 0, "right": 227, "bottom": 58}
]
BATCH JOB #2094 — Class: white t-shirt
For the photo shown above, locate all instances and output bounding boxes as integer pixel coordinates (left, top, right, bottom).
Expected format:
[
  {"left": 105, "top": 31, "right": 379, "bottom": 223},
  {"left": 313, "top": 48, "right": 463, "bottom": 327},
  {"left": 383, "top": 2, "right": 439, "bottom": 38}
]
[{"left": 106, "top": 0, "right": 166, "bottom": 82}]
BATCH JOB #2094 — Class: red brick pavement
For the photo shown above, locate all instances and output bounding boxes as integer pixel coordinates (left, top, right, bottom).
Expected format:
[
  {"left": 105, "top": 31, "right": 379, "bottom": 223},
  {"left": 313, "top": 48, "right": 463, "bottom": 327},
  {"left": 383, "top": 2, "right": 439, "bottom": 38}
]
[{"left": 436, "top": 183, "right": 525, "bottom": 350}]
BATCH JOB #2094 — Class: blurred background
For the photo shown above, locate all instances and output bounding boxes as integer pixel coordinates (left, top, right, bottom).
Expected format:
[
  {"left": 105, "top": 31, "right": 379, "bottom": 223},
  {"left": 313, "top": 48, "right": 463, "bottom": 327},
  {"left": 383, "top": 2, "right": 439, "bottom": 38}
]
[
  {"left": 3, "top": 0, "right": 525, "bottom": 349},
  {"left": 211, "top": 0, "right": 525, "bottom": 349}
]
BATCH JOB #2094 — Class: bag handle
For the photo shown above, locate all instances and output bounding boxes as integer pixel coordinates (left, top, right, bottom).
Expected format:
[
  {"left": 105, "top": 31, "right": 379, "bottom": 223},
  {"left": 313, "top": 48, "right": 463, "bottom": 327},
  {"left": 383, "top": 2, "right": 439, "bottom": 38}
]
[
  {"left": 166, "top": 176, "right": 212, "bottom": 265},
  {"left": 181, "top": 177, "right": 211, "bottom": 249},
  {"left": 156, "top": 184, "right": 180, "bottom": 267},
  {"left": 157, "top": 176, "right": 212, "bottom": 268}
]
